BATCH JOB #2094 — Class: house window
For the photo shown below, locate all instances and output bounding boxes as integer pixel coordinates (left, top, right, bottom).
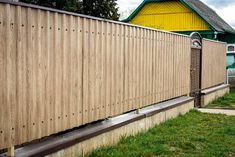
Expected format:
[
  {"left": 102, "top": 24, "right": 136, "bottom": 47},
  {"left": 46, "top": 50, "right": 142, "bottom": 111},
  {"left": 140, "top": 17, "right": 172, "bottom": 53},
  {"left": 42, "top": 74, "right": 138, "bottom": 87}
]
[{"left": 228, "top": 45, "right": 235, "bottom": 52}]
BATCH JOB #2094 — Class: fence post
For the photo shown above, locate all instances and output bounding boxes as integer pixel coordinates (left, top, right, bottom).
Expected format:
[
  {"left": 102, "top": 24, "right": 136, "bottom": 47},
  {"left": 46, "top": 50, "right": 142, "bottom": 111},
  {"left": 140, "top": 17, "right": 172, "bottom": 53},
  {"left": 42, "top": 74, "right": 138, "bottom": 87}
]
[
  {"left": 7, "top": 146, "right": 14, "bottom": 157},
  {"left": 136, "top": 109, "right": 140, "bottom": 114}
]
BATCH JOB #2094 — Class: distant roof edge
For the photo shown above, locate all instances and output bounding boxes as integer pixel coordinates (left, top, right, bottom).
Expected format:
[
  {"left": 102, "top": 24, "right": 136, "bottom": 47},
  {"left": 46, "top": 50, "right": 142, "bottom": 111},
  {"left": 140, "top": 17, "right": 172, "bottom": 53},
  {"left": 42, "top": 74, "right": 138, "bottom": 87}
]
[{"left": 123, "top": 0, "right": 235, "bottom": 34}]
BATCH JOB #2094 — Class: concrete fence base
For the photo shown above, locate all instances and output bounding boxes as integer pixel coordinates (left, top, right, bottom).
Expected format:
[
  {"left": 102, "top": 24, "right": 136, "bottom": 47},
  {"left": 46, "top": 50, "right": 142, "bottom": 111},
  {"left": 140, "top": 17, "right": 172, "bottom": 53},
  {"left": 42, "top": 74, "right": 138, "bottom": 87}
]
[
  {"left": 201, "top": 84, "right": 230, "bottom": 107},
  {"left": 46, "top": 98, "right": 194, "bottom": 157}
]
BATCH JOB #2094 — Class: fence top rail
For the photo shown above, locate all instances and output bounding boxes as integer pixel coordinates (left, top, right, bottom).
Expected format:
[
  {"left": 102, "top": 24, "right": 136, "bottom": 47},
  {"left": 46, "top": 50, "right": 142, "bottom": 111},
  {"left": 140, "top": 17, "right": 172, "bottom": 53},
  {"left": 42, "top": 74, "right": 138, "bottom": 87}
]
[
  {"left": 202, "top": 38, "right": 227, "bottom": 45},
  {"left": 0, "top": 0, "right": 190, "bottom": 38}
]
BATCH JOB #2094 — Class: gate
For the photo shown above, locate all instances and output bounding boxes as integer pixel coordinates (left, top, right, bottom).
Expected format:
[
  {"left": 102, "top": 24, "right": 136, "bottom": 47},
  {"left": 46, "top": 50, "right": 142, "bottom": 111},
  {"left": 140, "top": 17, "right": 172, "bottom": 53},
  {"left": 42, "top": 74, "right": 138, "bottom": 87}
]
[{"left": 190, "top": 32, "right": 202, "bottom": 107}]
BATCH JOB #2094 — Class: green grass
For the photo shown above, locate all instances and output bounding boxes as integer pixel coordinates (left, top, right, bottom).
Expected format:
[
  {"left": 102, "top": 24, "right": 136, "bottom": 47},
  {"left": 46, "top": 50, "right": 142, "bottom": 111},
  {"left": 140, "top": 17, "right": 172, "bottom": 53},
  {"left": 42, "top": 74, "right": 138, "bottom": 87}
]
[
  {"left": 87, "top": 110, "right": 235, "bottom": 157},
  {"left": 206, "top": 88, "right": 235, "bottom": 109}
]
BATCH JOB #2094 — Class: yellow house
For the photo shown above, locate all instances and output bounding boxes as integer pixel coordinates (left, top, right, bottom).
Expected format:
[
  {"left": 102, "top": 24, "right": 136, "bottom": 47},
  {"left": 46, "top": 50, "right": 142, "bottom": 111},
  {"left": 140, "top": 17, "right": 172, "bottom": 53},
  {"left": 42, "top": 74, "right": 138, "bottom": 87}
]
[{"left": 123, "top": 0, "right": 235, "bottom": 44}]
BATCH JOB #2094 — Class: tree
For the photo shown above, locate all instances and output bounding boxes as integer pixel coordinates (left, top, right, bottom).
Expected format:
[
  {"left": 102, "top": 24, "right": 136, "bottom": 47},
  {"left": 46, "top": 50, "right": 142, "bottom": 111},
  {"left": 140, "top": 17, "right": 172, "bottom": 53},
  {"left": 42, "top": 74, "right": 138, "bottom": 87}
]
[
  {"left": 19, "top": 0, "right": 120, "bottom": 20},
  {"left": 82, "top": 0, "right": 120, "bottom": 20}
]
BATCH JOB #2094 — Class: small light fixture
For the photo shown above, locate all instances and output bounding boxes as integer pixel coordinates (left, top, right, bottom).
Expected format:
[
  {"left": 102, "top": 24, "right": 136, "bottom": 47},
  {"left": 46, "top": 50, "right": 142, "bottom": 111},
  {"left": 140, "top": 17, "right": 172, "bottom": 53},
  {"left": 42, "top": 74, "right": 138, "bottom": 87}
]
[{"left": 214, "top": 31, "right": 218, "bottom": 40}]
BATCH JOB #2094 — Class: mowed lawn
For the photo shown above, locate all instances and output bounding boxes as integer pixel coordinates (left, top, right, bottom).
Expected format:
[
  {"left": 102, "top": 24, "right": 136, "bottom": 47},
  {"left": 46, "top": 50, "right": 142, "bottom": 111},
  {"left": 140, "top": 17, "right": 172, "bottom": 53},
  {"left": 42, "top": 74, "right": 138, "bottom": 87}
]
[
  {"left": 87, "top": 110, "right": 235, "bottom": 157},
  {"left": 206, "top": 88, "right": 235, "bottom": 109}
]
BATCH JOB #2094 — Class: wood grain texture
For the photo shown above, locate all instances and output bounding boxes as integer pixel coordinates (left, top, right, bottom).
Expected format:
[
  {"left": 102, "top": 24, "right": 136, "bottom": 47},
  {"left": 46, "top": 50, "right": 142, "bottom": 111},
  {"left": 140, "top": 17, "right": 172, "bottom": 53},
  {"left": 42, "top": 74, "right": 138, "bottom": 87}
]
[
  {"left": 202, "top": 39, "right": 227, "bottom": 89},
  {"left": 0, "top": 3, "right": 192, "bottom": 150}
]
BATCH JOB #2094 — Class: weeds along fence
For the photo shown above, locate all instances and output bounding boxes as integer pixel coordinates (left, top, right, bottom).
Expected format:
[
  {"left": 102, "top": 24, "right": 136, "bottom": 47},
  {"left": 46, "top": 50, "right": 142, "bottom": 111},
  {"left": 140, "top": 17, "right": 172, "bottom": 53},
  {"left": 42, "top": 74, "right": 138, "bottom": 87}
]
[
  {"left": 0, "top": 2, "right": 191, "bottom": 149},
  {"left": 201, "top": 39, "right": 227, "bottom": 89}
]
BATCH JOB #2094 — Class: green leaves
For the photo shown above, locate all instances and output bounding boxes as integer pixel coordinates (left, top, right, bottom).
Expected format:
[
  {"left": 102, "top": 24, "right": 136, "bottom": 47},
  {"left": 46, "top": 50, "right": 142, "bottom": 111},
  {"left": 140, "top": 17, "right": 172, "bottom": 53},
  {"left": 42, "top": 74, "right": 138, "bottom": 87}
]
[{"left": 19, "top": 0, "right": 120, "bottom": 20}]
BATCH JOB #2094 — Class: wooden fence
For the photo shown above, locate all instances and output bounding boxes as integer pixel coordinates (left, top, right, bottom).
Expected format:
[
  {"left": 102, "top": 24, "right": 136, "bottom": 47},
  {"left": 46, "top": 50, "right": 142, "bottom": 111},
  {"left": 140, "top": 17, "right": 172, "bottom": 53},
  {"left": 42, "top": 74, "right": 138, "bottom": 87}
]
[
  {"left": 0, "top": 2, "right": 191, "bottom": 149},
  {"left": 201, "top": 39, "right": 227, "bottom": 89}
]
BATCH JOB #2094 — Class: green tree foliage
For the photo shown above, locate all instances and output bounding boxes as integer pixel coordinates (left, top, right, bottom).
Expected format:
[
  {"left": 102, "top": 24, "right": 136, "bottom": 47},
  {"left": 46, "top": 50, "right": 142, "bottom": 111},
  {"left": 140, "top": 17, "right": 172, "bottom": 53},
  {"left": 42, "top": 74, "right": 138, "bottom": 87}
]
[
  {"left": 19, "top": 0, "right": 120, "bottom": 20},
  {"left": 82, "top": 0, "right": 119, "bottom": 20}
]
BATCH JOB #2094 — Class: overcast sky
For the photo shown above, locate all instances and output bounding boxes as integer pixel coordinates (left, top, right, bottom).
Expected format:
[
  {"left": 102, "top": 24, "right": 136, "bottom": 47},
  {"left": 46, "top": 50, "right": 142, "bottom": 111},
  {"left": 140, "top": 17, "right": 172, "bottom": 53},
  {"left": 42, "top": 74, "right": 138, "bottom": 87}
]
[{"left": 117, "top": 0, "right": 235, "bottom": 29}]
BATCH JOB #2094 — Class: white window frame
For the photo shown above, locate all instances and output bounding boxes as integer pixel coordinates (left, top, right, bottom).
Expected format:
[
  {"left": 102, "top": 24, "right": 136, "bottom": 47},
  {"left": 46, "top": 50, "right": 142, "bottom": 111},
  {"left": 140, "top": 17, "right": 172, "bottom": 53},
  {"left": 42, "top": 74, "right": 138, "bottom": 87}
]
[{"left": 227, "top": 44, "right": 235, "bottom": 54}]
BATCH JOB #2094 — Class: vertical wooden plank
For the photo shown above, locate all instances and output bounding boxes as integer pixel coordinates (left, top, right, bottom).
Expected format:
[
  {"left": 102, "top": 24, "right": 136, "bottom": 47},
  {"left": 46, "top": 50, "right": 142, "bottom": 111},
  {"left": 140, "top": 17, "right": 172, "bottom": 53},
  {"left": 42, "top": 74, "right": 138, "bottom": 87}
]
[
  {"left": 26, "top": 7, "right": 36, "bottom": 141},
  {"left": 168, "top": 34, "right": 173, "bottom": 98},
  {"left": 158, "top": 31, "right": 162, "bottom": 102},
  {"left": 69, "top": 15, "right": 75, "bottom": 128},
  {"left": 5, "top": 4, "right": 14, "bottom": 147},
  {"left": 139, "top": 28, "right": 143, "bottom": 108},
  {"left": 111, "top": 22, "right": 116, "bottom": 116},
  {"left": 10, "top": 5, "right": 17, "bottom": 147},
  {"left": 50, "top": 11, "right": 56, "bottom": 134},
  {"left": 143, "top": 29, "right": 147, "bottom": 106},
  {"left": 123, "top": 25, "right": 128, "bottom": 112},
  {"left": 64, "top": 15, "right": 73, "bottom": 129},
  {"left": 147, "top": 29, "right": 151, "bottom": 105},
  {"left": 159, "top": 32, "right": 164, "bottom": 101},
  {"left": 146, "top": 29, "right": 150, "bottom": 105},
  {"left": 183, "top": 37, "right": 186, "bottom": 94},
  {"left": 55, "top": 13, "right": 62, "bottom": 132},
  {"left": 100, "top": 20, "right": 106, "bottom": 120},
  {"left": 151, "top": 31, "right": 155, "bottom": 103},
  {"left": 152, "top": 30, "right": 155, "bottom": 103},
  {"left": 75, "top": 17, "right": 83, "bottom": 126},
  {"left": 163, "top": 33, "right": 167, "bottom": 100},
  {"left": 115, "top": 24, "right": 120, "bottom": 115},
  {"left": 19, "top": 6, "right": 28, "bottom": 144},
  {"left": 65, "top": 14, "right": 71, "bottom": 129},
  {"left": 61, "top": 14, "right": 67, "bottom": 130},
  {"left": 134, "top": 27, "right": 138, "bottom": 109},
  {"left": 120, "top": 24, "right": 125, "bottom": 114},
  {"left": 0, "top": 4, "right": 7, "bottom": 147},
  {"left": 11, "top": 5, "right": 20, "bottom": 146},
  {"left": 176, "top": 35, "right": 181, "bottom": 96},
  {"left": 147, "top": 29, "right": 151, "bottom": 104},
  {"left": 178, "top": 36, "right": 182, "bottom": 96},
  {"left": 131, "top": 26, "right": 135, "bottom": 110},
  {"left": 89, "top": 19, "right": 95, "bottom": 122},
  {"left": 180, "top": 36, "right": 184, "bottom": 95},
  {"left": 94, "top": 20, "right": 100, "bottom": 120},
  {"left": 176, "top": 35, "right": 180, "bottom": 97},
  {"left": 152, "top": 31, "right": 156, "bottom": 103},
  {"left": 167, "top": 34, "right": 171, "bottom": 98},
  {"left": 106, "top": 22, "right": 111, "bottom": 117},
  {"left": 48, "top": 11, "right": 56, "bottom": 134},
  {"left": 127, "top": 26, "right": 132, "bottom": 111},
  {"left": 38, "top": 9, "right": 46, "bottom": 139},
  {"left": 175, "top": 35, "right": 179, "bottom": 97},
  {"left": 141, "top": 28, "right": 145, "bottom": 107},
  {"left": 82, "top": 18, "right": 89, "bottom": 124},
  {"left": 130, "top": 26, "right": 134, "bottom": 110},
  {"left": 67, "top": 15, "right": 73, "bottom": 129},
  {"left": 155, "top": 31, "right": 159, "bottom": 103},
  {"left": 42, "top": 10, "right": 50, "bottom": 137},
  {"left": 136, "top": 27, "right": 140, "bottom": 108}
]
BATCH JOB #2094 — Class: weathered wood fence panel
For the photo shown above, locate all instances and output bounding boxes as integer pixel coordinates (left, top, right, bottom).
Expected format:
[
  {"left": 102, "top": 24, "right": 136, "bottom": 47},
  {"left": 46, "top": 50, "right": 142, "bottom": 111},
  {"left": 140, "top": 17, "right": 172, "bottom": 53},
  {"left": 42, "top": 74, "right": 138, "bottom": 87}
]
[
  {"left": 201, "top": 39, "right": 226, "bottom": 89},
  {"left": 0, "top": 3, "right": 191, "bottom": 149}
]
